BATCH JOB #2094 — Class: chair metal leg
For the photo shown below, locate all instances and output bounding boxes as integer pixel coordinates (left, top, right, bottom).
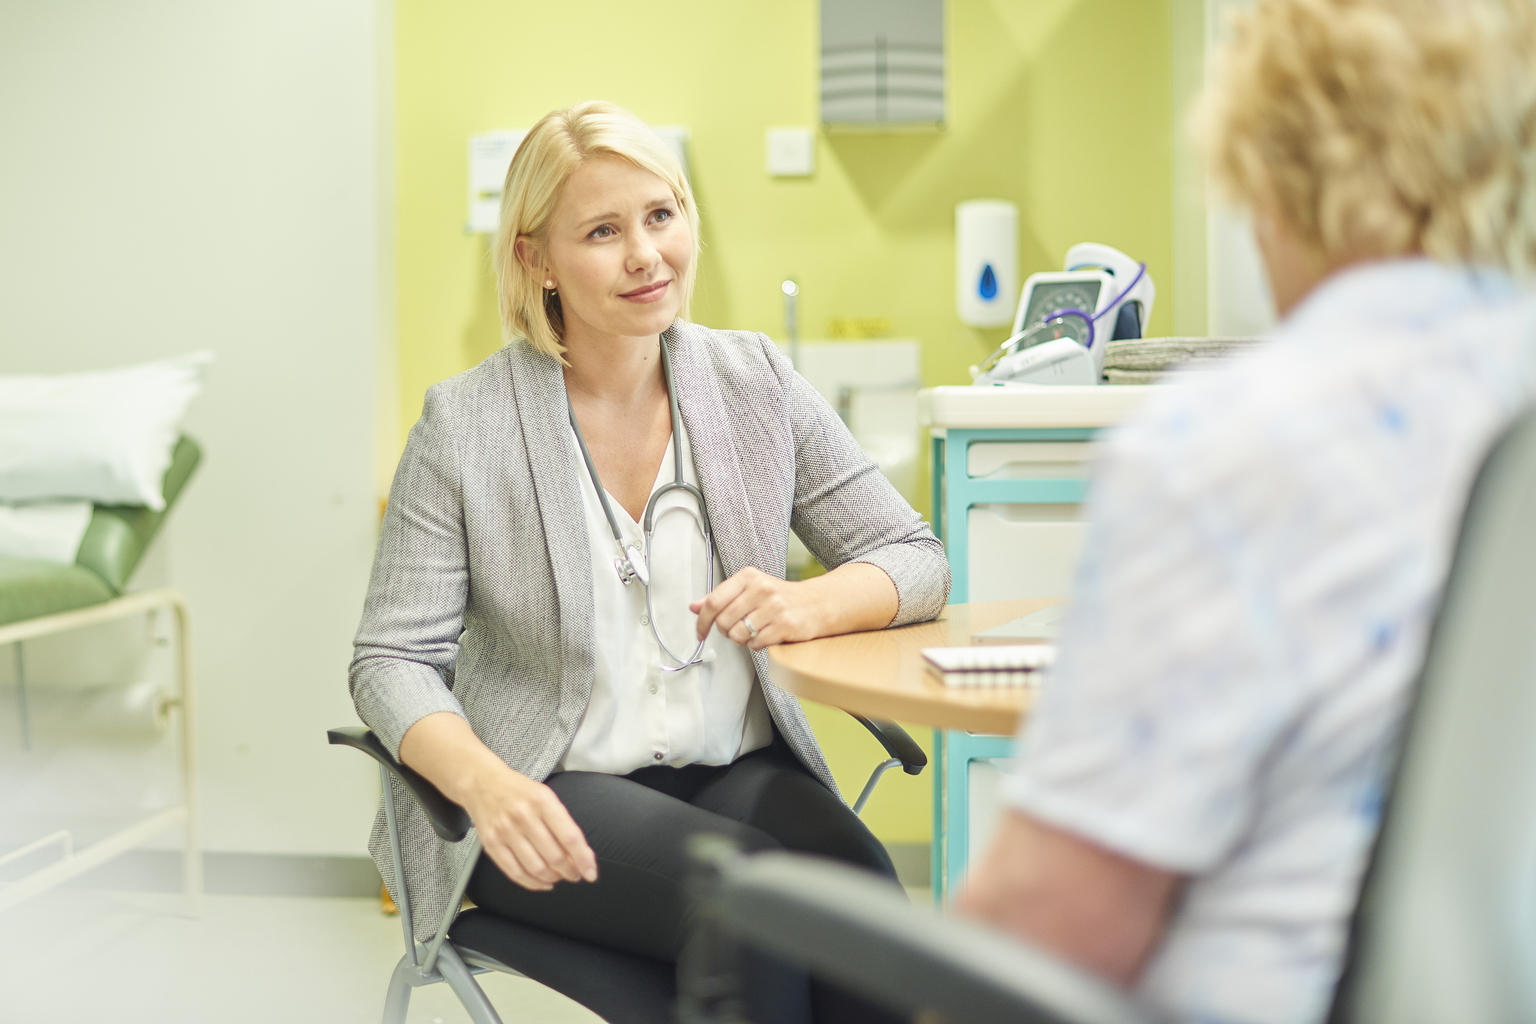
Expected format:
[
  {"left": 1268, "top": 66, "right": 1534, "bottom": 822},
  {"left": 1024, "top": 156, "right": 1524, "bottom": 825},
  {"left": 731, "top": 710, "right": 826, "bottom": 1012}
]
[
  {"left": 852, "top": 757, "right": 901, "bottom": 816},
  {"left": 421, "top": 837, "right": 482, "bottom": 974},
  {"left": 380, "top": 764, "right": 418, "bottom": 963},
  {"left": 437, "top": 943, "right": 505, "bottom": 1024},
  {"left": 382, "top": 953, "right": 415, "bottom": 1024}
]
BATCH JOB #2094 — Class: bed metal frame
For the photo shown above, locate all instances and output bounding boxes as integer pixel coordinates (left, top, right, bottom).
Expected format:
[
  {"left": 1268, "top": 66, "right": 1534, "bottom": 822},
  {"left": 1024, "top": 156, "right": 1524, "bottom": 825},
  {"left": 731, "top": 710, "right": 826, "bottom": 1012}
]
[{"left": 0, "top": 587, "right": 201, "bottom": 914}]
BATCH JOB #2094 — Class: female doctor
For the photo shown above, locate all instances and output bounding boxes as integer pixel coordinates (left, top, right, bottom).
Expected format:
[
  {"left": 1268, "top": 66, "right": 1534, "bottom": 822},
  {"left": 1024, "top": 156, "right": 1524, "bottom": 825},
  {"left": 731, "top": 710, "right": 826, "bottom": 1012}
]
[{"left": 350, "top": 100, "right": 949, "bottom": 1020}]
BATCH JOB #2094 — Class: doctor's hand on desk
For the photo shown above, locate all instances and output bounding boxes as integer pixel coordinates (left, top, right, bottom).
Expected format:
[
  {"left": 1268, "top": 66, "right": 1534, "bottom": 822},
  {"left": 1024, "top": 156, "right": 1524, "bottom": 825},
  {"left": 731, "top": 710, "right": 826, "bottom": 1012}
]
[
  {"left": 399, "top": 712, "right": 599, "bottom": 891},
  {"left": 691, "top": 562, "right": 899, "bottom": 651}
]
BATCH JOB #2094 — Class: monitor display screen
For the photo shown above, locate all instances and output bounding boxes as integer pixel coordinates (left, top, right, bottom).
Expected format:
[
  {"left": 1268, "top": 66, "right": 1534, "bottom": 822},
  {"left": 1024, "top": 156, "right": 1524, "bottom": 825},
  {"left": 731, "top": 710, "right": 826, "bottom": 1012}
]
[{"left": 1021, "top": 281, "right": 1101, "bottom": 334}]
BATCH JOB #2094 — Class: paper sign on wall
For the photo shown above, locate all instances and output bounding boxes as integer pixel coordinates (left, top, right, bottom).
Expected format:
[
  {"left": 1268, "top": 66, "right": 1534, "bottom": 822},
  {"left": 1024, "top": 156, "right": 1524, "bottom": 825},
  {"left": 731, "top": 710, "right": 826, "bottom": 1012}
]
[
  {"left": 467, "top": 124, "right": 689, "bottom": 234},
  {"left": 467, "top": 130, "right": 526, "bottom": 234},
  {"left": 651, "top": 125, "right": 690, "bottom": 181}
]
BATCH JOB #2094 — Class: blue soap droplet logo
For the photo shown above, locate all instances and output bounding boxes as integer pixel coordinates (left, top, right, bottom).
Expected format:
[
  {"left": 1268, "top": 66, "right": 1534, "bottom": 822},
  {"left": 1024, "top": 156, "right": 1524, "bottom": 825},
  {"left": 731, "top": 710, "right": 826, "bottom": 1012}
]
[{"left": 978, "top": 264, "right": 998, "bottom": 300}]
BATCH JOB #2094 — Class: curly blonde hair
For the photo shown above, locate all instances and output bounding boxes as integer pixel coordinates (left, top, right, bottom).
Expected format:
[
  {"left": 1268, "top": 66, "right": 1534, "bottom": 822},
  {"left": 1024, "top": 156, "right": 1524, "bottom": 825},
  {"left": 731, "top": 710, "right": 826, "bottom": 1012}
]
[
  {"left": 1199, "top": 0, "right": 1536, "bottom": 275},
  {"left": 491, "top": 101, "right": 699, "bottom": 360}
]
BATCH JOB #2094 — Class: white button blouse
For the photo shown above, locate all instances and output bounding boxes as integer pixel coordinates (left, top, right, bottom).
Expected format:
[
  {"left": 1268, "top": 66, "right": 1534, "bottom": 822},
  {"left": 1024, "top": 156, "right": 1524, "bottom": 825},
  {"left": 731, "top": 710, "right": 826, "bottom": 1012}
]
[{"left": 558, "top": 417, "right": 773, "bottom": 775}]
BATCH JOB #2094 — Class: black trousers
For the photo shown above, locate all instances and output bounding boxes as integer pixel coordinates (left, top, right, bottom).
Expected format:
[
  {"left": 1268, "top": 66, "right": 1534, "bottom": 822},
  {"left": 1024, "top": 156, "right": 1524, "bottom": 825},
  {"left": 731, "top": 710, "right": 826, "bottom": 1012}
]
[{"left": 465, "top": 739, "right": 905, "bottom": 1024}]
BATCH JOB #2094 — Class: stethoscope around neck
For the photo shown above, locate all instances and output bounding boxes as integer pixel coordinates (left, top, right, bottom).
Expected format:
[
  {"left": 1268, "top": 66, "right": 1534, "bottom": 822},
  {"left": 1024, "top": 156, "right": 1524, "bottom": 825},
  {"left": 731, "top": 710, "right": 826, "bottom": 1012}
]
[{"left": 567, "top": 334, "right": 715, "bottom": 672}]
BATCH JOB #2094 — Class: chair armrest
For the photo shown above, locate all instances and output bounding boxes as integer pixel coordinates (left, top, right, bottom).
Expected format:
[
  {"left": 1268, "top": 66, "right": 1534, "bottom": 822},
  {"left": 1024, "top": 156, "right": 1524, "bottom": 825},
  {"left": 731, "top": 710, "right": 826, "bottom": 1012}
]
[
  {"left": 688, "top": 846, "right": 1150, "bottom": 1024},
  {"left": 327, "top": 725, "right": 472, "bottom": 843},
  {"left": 847, "top": 714, "right": 927, "bottom": 775}
]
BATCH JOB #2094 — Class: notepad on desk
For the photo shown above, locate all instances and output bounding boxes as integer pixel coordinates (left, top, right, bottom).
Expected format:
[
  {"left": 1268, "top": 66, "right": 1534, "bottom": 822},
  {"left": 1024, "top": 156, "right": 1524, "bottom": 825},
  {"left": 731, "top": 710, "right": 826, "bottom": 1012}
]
[
  {"left": 922, "top": 645, "right": 1055, "bottom": 687},
  {"left": 970, "top": 604, "right": 1065, "bottom": 645}
]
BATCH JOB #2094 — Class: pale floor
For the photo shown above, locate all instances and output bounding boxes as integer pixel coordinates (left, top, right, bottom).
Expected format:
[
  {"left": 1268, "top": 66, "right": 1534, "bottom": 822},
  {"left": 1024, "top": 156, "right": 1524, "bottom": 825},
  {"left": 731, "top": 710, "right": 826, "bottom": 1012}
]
[
  {"left": 0, "top": 888, "right": 604, "bottom": 1024},
  {"left": 0, "top": 884, "right": 936, "bottom": 1023}
]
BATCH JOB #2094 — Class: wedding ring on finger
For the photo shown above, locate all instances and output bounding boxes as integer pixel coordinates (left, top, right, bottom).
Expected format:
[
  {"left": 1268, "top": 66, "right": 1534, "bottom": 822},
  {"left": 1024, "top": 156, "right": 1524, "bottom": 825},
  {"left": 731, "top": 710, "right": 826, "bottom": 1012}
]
[{"left": 742, "top": 616, "right": 759, "bottom": 641}]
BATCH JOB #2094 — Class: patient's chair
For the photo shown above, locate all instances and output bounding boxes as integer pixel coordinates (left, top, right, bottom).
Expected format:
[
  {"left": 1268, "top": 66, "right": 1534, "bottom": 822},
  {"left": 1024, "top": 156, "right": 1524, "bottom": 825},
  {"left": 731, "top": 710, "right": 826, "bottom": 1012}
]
[
  {"left": 328, "top": 713, "right": 926, "bottom": 1024},
  {"left": 685, "top": 405, "right": 1536, "bottom": 1024}
]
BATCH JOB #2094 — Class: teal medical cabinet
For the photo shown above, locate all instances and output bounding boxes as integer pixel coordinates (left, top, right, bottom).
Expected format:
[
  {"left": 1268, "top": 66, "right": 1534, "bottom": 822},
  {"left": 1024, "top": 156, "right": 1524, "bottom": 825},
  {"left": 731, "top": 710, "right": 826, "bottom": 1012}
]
[{"left": 921, "top": 385, "right": 1156, "bottom": 899}]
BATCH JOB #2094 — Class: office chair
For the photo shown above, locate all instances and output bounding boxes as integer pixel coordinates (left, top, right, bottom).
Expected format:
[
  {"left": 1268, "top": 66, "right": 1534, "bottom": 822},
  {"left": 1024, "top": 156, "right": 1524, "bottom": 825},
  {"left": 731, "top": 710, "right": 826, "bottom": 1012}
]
[
  {"left": 327, "top": 713, "right": 926, "bottom": 1024},
  {"left": 684, "top": 405, "right": 1536, "bottom": 1024}
]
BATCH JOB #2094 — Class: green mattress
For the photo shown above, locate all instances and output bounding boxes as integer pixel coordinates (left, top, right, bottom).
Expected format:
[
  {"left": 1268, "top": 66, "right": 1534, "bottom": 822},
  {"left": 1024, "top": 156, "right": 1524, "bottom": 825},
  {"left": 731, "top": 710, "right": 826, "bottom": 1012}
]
[{"left": 0, "top": 435, "right": 201, "bottom": 628}]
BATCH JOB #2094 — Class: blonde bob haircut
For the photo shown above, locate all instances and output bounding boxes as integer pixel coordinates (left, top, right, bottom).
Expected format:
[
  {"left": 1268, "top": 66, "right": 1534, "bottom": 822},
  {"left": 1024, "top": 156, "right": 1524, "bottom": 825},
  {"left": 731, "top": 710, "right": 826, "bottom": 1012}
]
[
  {"left": 1198, "top": 0, "right": 1536, "bottom": 275},
  {"left": 491, "top": 101, "right": 700, "bottom": 360}
]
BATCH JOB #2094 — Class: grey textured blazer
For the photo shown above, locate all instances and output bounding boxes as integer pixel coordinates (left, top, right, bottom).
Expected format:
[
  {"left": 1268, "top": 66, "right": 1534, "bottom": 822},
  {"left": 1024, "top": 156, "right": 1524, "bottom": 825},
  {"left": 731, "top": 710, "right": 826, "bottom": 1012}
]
[{"left": 350, "top": 321, "right": 950, "bottom": 939}]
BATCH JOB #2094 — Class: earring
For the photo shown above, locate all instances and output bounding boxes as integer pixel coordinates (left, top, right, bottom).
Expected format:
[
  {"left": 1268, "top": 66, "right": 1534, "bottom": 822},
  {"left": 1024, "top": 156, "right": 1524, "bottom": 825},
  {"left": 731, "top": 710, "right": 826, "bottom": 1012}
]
[{"left": 543, "top": 279, "right": 555, "bottom": 290}]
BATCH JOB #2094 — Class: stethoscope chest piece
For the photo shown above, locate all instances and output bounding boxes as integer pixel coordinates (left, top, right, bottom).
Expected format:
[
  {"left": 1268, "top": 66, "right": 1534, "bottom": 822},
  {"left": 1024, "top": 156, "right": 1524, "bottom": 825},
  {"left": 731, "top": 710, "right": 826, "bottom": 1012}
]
[{"left": 615, "top": 543, "right": 649, "bottom": 587}]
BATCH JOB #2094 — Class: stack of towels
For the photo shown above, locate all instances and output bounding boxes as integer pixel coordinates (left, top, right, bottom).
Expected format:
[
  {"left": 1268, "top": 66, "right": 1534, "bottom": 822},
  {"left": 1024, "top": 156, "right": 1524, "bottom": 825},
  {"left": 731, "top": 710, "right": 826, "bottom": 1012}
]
[{"left": 1102, "top": 336, "right": 1261, "bottom": 384}]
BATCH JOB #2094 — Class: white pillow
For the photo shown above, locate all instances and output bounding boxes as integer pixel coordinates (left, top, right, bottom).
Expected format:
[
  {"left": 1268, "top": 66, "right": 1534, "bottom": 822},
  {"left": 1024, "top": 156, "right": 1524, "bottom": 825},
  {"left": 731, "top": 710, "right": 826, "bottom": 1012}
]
[
  {"left": 0, "top": 351, "right": 211, "bottom": 510},
  {"left": 0, "top": 501, "right": 94, "bottom": 563}
]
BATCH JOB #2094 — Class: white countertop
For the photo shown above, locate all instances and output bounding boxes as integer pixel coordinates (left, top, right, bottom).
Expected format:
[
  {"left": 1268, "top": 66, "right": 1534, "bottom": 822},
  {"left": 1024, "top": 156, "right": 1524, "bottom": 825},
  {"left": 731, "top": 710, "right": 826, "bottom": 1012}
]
[{"left": 918, "top": 384, "right": 1161, "bottom": 429}]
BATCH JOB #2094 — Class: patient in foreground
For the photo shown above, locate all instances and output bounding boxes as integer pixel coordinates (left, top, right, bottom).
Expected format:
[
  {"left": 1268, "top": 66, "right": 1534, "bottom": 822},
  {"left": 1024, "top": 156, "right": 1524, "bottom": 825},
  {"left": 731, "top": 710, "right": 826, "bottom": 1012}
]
[{"left": 957, "top": 1, "right": 1536, "bottom": 1022}]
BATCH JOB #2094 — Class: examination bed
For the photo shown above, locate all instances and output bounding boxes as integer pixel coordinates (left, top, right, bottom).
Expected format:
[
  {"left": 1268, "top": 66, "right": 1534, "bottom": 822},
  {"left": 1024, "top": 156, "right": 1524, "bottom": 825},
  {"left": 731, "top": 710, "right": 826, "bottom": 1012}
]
[{"left": 0, "top": 435, "right": 202, "bottom": 911}]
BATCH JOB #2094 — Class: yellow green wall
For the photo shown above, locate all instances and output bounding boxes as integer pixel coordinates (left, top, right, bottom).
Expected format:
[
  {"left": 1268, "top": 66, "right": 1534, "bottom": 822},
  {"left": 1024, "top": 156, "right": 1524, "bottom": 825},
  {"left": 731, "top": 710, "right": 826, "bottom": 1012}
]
[{"left": 395, "top": 0, "right": 1173, "bottom": 844}]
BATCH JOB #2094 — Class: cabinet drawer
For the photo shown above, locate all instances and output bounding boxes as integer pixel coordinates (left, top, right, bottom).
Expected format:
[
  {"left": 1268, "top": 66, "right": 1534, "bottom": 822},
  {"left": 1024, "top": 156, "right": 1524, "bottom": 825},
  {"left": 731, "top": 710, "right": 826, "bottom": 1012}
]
[
  {"left": 966, "top": 441, "right": 1093, "bottom": 479},
  {"left": 968, "top": 757, "right": 1023, "bottom": 855},
  {"left": 966, "top": 504, "right": 1085, "bottom": 602}
]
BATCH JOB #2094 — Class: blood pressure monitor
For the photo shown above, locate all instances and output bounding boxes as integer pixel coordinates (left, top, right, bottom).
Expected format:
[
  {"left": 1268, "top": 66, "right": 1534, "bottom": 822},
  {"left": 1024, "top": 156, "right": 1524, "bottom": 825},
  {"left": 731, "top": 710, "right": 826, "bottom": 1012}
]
[
  {"left": 972, "top": 243, "right": 1156, "bottom": 387},
  {"left": 1012, "top": 275, "right": 1109, "bottom": 338}
]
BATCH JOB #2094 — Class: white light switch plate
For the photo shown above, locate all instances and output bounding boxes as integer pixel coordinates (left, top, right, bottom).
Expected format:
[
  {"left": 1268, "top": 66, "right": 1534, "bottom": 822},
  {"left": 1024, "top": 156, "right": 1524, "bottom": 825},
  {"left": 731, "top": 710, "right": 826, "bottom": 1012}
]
[{"left": 766, "top": 128, "right": 815, "bottom": 176}]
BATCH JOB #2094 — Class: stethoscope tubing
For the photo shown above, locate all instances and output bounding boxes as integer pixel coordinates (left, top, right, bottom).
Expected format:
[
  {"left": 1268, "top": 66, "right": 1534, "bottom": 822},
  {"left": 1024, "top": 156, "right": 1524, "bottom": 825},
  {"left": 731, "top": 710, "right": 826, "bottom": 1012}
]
[
  {"left": 567, "top": 333, "right": 717, "bottom": 672},
  {"left": 644, "top": 501, "right": 714, "bottom": 672}
]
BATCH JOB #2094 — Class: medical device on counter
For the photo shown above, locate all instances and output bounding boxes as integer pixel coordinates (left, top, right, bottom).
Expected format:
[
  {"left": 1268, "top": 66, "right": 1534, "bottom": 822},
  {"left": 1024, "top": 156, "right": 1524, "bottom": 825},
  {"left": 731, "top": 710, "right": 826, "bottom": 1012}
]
[{"left": 970, "top": 243, "right": 1156, "bottom": 387}]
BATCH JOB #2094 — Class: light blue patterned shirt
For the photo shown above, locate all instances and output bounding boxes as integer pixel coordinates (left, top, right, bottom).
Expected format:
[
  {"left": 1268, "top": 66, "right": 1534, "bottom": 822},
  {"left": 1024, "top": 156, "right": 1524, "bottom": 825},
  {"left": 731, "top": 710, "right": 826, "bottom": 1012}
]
[{"left": 1005, "top": 260, "right": 1536, "bottom": 1024}]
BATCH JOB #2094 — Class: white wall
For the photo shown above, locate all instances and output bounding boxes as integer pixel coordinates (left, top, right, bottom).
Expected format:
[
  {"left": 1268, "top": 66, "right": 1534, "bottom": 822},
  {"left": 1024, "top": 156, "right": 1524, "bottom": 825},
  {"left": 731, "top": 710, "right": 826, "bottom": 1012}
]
[
  {"left": 0, "top": 1, "right": 388, "bottom": 856},
  {"left": 1203, "top": 0, "right": 1278, "bottom": 337},
  {"left": 1171, "top": 0, "right": 1209, "bottom": 336},
  {"left": 1170, "top": 0, "right": 1279, "bottom": 339}
]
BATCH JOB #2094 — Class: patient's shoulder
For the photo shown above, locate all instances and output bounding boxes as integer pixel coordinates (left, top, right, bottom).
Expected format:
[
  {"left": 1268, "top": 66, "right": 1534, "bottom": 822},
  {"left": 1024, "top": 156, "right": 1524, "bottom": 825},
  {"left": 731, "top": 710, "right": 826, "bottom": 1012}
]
[{"left": 1106, "top": 295, "right": 1536, "bottom": 540}]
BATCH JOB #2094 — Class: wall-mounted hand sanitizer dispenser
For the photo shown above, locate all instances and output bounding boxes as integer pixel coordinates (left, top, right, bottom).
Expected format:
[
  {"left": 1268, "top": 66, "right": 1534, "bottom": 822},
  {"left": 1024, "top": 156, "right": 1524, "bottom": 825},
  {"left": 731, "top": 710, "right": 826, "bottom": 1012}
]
[{"left": 956, "top": 200, "right": 1017, "bottom": 328}]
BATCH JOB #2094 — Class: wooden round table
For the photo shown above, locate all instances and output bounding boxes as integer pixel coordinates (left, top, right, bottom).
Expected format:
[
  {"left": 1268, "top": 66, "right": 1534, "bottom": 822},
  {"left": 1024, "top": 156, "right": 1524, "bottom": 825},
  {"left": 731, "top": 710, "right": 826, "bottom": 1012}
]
[{"left": 767, "top": 598, "right": 1055, "bottom": 734}]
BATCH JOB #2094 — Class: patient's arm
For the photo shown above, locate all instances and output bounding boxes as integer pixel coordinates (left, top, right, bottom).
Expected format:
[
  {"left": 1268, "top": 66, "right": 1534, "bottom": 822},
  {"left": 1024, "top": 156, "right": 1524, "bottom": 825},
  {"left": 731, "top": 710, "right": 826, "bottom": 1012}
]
[{"left": 953, "top": 809, "right": 1184, "bottom": 988}]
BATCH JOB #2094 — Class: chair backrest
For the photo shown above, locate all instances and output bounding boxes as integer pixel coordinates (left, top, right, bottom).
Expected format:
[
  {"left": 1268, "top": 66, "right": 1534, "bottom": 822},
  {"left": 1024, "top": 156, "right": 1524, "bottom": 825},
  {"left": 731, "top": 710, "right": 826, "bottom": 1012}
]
[
  {"left": 687, "top": 838, "right": 1151, "bottom": 1024},
  {"left": 1331, "top": 407, "right": 1536, "bottom": 1023}
]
